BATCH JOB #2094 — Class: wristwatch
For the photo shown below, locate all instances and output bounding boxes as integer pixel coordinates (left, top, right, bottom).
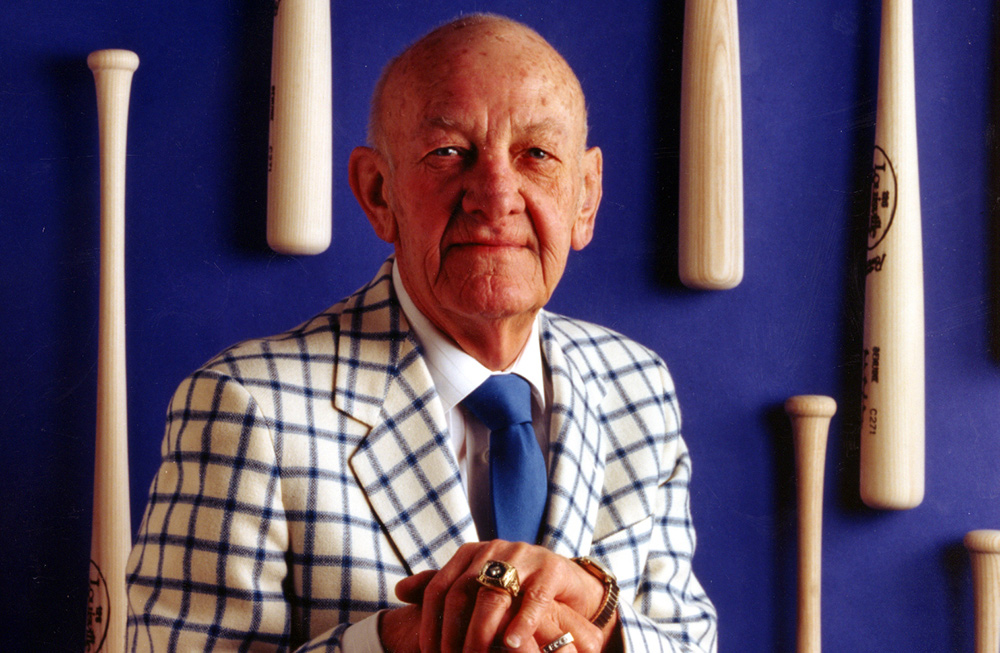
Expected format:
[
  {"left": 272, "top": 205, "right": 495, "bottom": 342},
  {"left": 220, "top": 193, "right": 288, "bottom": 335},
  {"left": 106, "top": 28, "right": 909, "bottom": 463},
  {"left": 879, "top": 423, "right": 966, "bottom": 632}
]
[{"left": 571, "top": 556, "right": 619, "bottom": 629}]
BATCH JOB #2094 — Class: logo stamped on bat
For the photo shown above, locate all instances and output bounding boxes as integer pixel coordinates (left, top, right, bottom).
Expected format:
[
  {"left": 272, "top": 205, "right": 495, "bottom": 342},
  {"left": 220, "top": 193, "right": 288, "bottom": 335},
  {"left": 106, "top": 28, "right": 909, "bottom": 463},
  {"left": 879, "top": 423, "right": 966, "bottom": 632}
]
[
  {"left": 866, "top": 253, "right": 886, "bottom": 275},
  {"left": 85, "top": 560, "right": 110, "bottom": 652},
  {"left": 867, "top": 145, "right": 897, "bottom": 254},
  {"left": 861, "top": 347, "right": 880, "bottom": 438}
]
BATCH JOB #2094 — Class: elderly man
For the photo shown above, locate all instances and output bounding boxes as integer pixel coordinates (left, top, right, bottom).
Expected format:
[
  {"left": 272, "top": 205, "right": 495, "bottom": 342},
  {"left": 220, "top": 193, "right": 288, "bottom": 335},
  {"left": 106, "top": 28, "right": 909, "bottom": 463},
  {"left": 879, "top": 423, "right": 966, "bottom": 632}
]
[{"left": 126, "top": 13, "right": 717, "bottom": 653}]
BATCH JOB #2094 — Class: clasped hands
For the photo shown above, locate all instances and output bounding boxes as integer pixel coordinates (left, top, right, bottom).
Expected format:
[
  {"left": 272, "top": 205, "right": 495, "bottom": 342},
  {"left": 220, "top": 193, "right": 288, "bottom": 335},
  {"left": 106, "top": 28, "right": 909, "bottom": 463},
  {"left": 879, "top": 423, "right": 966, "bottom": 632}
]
[{"left": 380, "top": 541, "right": 619, "bottom": 653}]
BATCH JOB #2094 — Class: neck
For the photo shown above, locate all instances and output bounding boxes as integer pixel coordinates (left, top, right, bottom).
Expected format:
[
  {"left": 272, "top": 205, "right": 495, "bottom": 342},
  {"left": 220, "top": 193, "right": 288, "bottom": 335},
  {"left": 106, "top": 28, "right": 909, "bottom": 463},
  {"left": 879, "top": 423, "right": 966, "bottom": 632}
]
[
  {"left": 441, "top": 312, "right": 536, "bottom": 371},
  {"left": 392, "top": 262, "right": 540, "bottom": 371}
]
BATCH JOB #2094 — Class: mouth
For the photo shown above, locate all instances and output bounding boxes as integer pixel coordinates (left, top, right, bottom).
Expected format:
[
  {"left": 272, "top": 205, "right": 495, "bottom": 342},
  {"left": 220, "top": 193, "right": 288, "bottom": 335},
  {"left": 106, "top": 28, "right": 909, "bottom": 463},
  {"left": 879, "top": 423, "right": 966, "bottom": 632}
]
[
  {"left": 444, "top": 238, "right": 527, "bottom": 254},
  {"left": 451, "top": 241, "right": 522, "bottom": 249}
]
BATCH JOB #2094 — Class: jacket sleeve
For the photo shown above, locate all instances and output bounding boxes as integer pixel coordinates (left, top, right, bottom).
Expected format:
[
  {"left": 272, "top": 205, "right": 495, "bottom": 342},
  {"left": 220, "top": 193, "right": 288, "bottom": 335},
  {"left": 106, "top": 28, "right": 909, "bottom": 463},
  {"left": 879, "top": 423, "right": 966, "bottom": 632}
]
[{"left": 125, "top": 369, "right": 357, "bottom": 652}]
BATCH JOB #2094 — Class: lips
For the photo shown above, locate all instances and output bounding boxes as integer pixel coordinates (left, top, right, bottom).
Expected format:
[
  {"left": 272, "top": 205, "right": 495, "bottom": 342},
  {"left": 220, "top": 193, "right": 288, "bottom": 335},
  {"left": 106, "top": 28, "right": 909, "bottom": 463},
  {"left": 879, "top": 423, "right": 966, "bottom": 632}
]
[
  {"left": 452, "top": 241, "right": 522, "bottom": 249},
  {"left": 441, "top": 222, "right": 534, "bottom": 257},
  {"left": 443, "top": 242, "right": 528, "bottom": 262}
]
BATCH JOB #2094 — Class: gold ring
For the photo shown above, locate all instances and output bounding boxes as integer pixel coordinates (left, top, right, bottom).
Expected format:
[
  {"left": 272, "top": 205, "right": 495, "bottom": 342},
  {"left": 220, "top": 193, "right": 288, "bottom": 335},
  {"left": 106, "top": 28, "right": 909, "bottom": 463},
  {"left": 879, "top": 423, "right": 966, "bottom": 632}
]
[
  {"left": 541, "top": 632, "right": 574, "bottom": 653},
  {"left": 475, "top": 560, "right": 520, "bottom": 598}
]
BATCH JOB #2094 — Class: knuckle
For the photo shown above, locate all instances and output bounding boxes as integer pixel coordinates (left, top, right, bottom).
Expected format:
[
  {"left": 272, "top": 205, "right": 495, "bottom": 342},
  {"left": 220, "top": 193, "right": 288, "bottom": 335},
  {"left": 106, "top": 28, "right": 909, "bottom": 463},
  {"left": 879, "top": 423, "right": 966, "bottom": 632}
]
[
  {"left": 444, "top": 583, "right": 471, "bottom": 612},
  {"left": 476, "top": 587, "right": 512, "bottom": 610},
  {"left": 458, "top": 541, "right": 480, "bottom": 555},
  {"left": 423, "top": 575, "right": 449, "bottom": 602},
  {"left": 518, "top": 585, "right": 553, "bottom": 610},
  {"left": 537, "top": 610, "right": 561, "bottom": 632},
  {"left": 575, "top": 621, "right": 604, "bottom": 653},
  {"left": 509, "top": 540, "right": 535, "bottom": 556},
  {"left": 572, "top": 631, "right": 600, "bottom": 653}
]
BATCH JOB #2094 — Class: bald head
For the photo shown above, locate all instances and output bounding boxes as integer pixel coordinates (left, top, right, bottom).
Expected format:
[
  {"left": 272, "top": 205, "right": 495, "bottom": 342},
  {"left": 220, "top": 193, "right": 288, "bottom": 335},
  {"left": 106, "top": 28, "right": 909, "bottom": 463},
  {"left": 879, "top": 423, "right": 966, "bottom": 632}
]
[
  {"left": 367, "top": 14, "right": 589, "bottom": 161},
  {"left": 347, "top": 13, "right": 604, "bottom": 369}
]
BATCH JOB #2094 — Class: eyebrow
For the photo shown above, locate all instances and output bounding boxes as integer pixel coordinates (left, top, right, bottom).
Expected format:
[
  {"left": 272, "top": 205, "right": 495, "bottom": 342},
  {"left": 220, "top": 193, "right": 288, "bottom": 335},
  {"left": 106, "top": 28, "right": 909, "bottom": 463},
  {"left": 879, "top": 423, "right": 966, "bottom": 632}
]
[{"left": 422, "top": 115, "right": 460, "bottom": 131}]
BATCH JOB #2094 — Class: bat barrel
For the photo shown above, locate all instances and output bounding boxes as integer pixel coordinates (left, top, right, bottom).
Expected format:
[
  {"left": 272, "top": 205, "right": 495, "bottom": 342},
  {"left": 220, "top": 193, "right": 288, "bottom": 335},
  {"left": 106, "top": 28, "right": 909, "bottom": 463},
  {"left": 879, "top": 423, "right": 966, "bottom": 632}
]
[
  {"left": 859, "top": 0, "right": 924, "bottom": 511},
  {"left": 678, "top": 0, "right": 744, "bottom": 290},
  {"left": 266, "top": 0, "right": 333, "bottom": 255}
]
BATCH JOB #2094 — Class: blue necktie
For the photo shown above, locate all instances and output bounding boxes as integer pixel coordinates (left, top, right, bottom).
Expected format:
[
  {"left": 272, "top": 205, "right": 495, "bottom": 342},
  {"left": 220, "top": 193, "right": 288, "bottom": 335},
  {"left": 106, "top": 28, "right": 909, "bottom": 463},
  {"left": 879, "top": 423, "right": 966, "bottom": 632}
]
[{"left": 462, "top": 374, "right": 548, "bottom": 543}]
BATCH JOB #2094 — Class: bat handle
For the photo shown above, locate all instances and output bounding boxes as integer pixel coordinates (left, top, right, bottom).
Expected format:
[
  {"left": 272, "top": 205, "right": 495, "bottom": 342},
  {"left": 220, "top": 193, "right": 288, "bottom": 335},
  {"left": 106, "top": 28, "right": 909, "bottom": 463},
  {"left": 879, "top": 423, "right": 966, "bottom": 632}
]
[
  {"left": 966, "top": 530, "right": 1000, "bottom": 653},
  {"left": 785, "top": 395, "right": 837, "bottom": 653}
]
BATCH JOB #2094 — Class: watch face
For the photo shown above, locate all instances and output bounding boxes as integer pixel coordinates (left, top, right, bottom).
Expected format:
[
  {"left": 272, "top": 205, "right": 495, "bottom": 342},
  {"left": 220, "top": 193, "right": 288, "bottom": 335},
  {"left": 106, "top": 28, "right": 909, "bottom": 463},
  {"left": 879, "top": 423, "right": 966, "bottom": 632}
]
[{"left": 578, "top": 556, "right": 615, "bottom": 580}]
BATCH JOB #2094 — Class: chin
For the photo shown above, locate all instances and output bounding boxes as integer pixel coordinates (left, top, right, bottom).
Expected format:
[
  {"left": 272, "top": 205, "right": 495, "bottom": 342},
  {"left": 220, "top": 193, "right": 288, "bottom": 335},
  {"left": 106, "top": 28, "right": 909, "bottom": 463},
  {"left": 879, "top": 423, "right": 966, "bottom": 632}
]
[{"left": 453, "top": 282, "right": 545, "bottom": 321}]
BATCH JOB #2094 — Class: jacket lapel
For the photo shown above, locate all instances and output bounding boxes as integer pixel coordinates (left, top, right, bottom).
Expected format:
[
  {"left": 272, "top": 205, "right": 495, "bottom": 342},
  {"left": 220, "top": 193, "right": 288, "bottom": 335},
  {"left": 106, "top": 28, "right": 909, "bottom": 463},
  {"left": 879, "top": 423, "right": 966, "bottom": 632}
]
[
  {"left": 335, "top": 261, "right": 477, "bottom": 574},
  {"left": 539, "top": 313, "right": 609, "bottom": 558}
]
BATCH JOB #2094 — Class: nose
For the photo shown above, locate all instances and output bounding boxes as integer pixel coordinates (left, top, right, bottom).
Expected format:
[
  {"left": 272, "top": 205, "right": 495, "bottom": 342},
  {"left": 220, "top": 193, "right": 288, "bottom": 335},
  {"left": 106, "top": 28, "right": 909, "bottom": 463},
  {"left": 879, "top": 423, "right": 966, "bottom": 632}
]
[{"left": 461, "top": 152, "right": 525, "bottom": 220}]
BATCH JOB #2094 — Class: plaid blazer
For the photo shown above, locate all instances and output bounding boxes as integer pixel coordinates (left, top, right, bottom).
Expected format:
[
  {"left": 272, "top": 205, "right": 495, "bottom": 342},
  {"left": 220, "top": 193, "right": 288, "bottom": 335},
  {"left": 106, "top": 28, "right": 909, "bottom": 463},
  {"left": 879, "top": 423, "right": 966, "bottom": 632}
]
[{"left": 126, "top": 259, "right": 717, "bottom": 652}]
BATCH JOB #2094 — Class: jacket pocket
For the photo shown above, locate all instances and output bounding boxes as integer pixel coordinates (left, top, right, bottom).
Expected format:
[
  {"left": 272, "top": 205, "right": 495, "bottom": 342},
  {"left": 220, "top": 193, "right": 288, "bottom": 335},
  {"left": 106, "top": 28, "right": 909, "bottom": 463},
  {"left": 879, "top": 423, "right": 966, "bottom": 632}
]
[{"left": 588, "top": 514, "right": 654, "bottom": 596}]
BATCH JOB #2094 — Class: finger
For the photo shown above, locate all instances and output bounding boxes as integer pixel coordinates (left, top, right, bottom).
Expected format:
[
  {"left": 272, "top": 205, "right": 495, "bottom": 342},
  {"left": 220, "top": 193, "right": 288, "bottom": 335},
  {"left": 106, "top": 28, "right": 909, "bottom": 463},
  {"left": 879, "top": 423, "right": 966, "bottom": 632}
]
[
  {"left": 420, "top": 543, "right": 484, "bottom": 653},
  {"left": 380, "top": 604, "right": 424, "bottom": 653},
  {"left": 440, "top": 576, "right": 479, "bottom": 653},
  {"left": 461, "top": 586, "right": 514, "bottom": 653},
  {"left": 500, "top": 578, "right": 557, "bottom": 648},
  {"left": 396, "top": 570, "right": 437, "bottom": 604},
  {"left": 530, "top": 603, "right": 602, "bottom": 653}
]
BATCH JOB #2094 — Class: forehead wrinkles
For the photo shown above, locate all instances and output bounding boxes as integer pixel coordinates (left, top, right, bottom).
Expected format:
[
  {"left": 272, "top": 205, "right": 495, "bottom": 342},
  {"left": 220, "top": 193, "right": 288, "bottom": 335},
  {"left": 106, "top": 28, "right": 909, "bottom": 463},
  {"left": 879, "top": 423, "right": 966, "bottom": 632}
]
[
  {"left": 379, "top": 23, "right": 587, "bottom": 153},
  {"left": 418, "top": 76, "right": 576, "bottom": 140}
]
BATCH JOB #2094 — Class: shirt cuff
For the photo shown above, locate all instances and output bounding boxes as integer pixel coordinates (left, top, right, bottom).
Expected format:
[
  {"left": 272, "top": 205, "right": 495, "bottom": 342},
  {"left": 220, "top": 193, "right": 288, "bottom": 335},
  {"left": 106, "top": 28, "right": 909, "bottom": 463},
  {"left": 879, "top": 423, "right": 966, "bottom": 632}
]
[{"left": 339, "top": 611, "right": 386, "bottom": 652}]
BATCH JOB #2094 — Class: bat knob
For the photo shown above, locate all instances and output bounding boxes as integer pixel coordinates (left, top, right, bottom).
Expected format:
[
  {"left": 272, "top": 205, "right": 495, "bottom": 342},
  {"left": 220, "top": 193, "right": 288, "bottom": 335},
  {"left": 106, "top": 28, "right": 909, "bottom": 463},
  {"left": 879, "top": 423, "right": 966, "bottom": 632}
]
[
  {"left": 87, "top": 49, "right": 140, "bottom": 72},
  {"left": 785, "top": 395, "right": 837, "bottom": 419},
  {"left": 966, "top": 530, "right": 1000, "bottom": 554},
  {"left": 966, "top": 529, "right": 1000, "bottom": 653}
]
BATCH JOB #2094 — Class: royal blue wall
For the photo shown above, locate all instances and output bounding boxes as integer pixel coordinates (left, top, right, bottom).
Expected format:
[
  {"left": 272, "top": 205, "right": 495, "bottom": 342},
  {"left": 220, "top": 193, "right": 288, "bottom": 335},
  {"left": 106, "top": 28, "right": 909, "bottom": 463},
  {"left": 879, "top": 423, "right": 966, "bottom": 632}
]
[{"left": 2, "top": 1, "right": 997, "bottom": 650}]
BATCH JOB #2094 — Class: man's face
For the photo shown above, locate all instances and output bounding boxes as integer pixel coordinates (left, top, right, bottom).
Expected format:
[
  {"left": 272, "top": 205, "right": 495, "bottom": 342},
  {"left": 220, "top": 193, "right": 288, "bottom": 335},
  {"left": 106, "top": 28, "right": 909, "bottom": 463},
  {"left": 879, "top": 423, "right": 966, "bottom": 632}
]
[{"left": 369, "top": 26, "right": 602, "bottom": 340}]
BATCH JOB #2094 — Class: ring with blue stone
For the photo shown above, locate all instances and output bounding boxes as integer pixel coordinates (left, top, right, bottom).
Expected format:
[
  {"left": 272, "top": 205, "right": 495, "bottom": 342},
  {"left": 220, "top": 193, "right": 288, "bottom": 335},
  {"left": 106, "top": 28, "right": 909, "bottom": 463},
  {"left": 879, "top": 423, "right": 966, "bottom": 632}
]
[{"left": 475, "top": 560, "right": 520, "bottom": 598}]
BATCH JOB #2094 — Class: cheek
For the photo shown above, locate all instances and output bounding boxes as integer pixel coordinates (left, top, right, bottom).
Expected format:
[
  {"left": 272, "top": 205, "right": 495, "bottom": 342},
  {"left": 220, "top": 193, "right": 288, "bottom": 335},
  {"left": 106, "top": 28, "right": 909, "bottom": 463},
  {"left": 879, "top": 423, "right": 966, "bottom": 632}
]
[
  {"left": 394, "top": 170, "right": 462, "bottom": 216},
  {"left": 527, "top": 180, "right": 581, "bottom": 254},
  {"left": 389, "top": 175, "right": 457, "bottom": 264}
]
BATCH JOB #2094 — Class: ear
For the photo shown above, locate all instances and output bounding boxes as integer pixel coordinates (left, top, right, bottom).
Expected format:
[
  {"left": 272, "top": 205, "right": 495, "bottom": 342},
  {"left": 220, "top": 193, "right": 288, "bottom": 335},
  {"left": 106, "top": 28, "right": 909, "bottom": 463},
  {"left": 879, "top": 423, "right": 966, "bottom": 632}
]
[
  {"left": 348, "top": 146, "right": 398, "bottom": 244},
  {"left": 571, "top": 146, "right": 603, "bottom": 250}
]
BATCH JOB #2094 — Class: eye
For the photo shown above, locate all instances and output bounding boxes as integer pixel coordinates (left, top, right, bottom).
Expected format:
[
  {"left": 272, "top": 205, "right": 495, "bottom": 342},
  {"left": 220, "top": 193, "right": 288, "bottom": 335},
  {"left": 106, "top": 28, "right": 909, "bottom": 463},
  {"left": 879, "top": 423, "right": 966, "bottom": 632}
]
[
  {"left": 525, "top": 148, "right": 550, "bottom": 160},
  {"left": 421, "top": 145, "right": 470, "bottom": 169},
  {"left": 430, "top": 146, "right": 462, "bottom": 157}
]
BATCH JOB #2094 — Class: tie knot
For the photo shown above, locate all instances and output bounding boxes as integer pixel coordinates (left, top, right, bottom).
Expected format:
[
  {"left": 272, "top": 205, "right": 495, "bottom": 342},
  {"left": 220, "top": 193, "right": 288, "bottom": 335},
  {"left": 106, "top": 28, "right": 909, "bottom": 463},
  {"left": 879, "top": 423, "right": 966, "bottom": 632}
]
[{"left": 462, "top": 374, "right": 533, "bottom": 431}]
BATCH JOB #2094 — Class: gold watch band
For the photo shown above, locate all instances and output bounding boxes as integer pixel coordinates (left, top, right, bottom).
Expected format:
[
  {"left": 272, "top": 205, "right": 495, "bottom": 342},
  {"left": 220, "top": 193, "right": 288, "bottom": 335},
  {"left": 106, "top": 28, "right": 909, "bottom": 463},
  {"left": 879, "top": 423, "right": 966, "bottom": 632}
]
[{"left": 571, "top": 556, "right": 620, "bottom": 629}]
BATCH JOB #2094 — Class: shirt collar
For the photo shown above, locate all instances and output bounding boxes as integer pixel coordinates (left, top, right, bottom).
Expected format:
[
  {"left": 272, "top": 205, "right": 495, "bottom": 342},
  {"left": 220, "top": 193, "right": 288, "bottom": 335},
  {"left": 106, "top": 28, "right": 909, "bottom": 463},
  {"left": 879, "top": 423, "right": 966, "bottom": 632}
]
[{"left": 392, "top": 261, "right": 546, "bottom": 413}]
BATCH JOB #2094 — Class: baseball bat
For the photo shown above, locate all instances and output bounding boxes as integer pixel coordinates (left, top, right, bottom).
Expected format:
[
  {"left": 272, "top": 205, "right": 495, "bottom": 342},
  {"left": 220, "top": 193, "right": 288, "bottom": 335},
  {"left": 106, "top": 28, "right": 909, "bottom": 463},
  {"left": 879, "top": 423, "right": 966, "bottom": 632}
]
[
  {"left": 266, "top": 0, "right": 332, "bottom": 255},
  {"left": 859, "top": 0, "right": 925, "bottom": 510},
  {"left": 786, "top": 395, "right": 836, "bottom": 653},
  {"left": 678, "top": 0, "right": 743, "bottom": 290},
  {"left": 966, "top": 530, "right": 1000, "bottom": 653},
  {"left": 86, "top": 49, "right": 138, "bottom": 653}
]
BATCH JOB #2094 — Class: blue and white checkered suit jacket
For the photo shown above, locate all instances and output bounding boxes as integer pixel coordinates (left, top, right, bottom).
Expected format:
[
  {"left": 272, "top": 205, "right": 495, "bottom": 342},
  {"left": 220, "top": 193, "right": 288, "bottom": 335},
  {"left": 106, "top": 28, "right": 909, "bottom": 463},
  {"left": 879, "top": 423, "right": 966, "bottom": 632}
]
[{"left": 126, "top": 259, "right": 717, "bottom": 652}]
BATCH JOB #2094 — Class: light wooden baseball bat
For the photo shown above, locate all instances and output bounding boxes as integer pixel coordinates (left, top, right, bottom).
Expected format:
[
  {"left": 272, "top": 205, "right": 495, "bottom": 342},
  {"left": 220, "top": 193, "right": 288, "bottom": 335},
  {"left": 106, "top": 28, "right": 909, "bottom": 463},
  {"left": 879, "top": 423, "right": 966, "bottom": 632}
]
[
  {"left": 859, "top": 0, "right": 924, "bottom": 510},
  {"left": 786, "top": 395, "right": 836, "bottom": 653},
  {"left": 266, "top": 0, "right": 332, "bottom": 255},
  {"left": 86, "top": 49, "right": 137, "bottom": 653},
  {"left": 966, "top": 530, "right": 1000, "bottom": 653},
  {"left": 678, "top": 0, "right": 743, "bottom": 290}
]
